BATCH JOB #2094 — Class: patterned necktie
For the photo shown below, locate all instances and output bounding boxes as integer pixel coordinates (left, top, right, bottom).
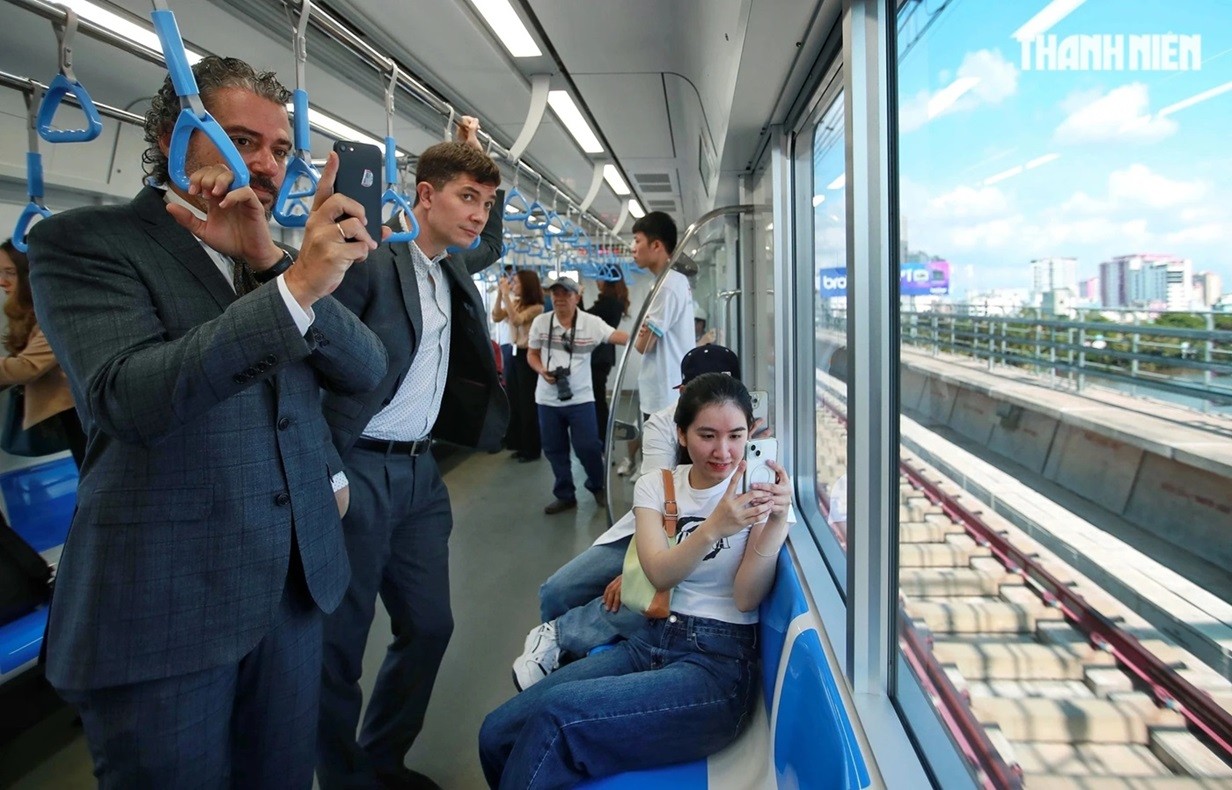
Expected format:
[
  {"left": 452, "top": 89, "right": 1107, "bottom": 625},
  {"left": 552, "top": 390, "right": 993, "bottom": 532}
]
[{"left": 232, "top": 258, "right": 258, "bottom": 296}]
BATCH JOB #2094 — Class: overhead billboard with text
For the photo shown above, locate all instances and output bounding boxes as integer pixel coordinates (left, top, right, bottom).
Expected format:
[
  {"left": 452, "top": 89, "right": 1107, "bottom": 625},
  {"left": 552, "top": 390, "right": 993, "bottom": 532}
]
[{"left": 818, "top": 260, "right": 951, "bottom": 297}]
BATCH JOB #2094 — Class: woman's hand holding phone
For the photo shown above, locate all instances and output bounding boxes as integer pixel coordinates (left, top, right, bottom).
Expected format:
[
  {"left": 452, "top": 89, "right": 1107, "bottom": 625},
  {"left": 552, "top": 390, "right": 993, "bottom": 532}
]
[
  {"left": 705, "top": 461, "right": 774, "bottom": 540},
  {"left": 749, "top": 460, "right": 791, "bottom": 521}
]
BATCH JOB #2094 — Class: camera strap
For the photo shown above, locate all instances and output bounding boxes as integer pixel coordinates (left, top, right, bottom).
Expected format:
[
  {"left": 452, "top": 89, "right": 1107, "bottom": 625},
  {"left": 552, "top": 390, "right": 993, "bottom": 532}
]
[{"left": 546, "top": 313, "right": 575, "bottom": 372}]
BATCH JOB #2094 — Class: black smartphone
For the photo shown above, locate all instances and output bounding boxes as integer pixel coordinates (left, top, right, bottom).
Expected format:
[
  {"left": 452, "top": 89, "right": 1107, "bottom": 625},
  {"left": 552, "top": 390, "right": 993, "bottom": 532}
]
[{"left": 332, "top": 140, "right": 383, "bottom": 243}]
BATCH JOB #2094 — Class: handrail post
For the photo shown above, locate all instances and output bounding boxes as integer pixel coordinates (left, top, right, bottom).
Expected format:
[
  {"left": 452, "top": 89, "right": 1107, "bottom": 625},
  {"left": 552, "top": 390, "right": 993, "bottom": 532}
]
[{"left": 1076, "top": 309, "right": 1086, "bottom": 392}]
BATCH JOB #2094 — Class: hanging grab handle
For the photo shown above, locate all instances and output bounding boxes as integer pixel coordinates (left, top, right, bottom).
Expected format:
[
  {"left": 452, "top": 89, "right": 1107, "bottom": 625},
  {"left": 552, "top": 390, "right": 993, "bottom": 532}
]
[
  {"left": 37, "top": 10, "right": 103, "bottom": 143},
  {"left": 503, "top": 187, "right": 532, "bottom": 222},
  {"left": 383, "top": 136, "right": 418, "bottom": 243},
  {"left": 38, "top": 75, "right": 104, "bottom": 143},
  {"left": 13, "top": 152, "right": 52, "bottom": 253},
  {"left": 273, "top": 88, "right": 320, "bottom": 227},
  {"left": 274, "top": 1, "right": 318, "bottom": 227},
  {"left": 150, "top": 4, "right": 249, "bottom": 191}
]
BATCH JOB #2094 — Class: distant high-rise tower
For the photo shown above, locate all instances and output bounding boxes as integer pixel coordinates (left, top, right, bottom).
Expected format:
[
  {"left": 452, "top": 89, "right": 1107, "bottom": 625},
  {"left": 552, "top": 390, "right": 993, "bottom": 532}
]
[
  {"left": 1099, "top": 254, "right": 1191, "bottom": 310},
  {"left": 1029, "top": 257, "right": 1078, "bottom": 304},
  {"left": 1194, "top": 271, "right": 1223, "bottom": 308}
]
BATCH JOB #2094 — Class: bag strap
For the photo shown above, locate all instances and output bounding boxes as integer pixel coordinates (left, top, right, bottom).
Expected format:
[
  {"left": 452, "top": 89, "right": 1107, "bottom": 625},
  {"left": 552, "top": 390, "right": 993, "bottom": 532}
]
[{"left": 661, "top": 468, "right": 679, "bottom": 538}]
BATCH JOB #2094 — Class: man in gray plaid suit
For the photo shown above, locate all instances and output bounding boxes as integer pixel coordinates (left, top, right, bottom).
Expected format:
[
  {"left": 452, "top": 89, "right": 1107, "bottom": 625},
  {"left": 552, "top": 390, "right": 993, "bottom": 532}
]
[{"left": 27, "top": 56, "right": 387, "bottom": 788}]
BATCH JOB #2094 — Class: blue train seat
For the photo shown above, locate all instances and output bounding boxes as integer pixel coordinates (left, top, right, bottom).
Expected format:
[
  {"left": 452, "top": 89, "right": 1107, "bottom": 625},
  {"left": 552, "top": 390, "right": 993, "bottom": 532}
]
[
  {"left": 0, "top": 609, "right": 46, "bottom": 676},
  {"left": 774, "top": 629, "right": 871, "bottom": 789},
  {"left": 580, "top": 548, "right": 870, "bottom": 788},
  {"left": 0, "top": 456, "right": 78, "bottom": 552}
]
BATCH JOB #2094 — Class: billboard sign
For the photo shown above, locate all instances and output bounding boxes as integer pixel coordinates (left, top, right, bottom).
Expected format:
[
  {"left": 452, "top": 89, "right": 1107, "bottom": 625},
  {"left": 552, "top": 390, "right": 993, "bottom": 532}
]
[
  {"left": 901, "top": 260, "right": 950, "bottom": 296},
  {"left": 818, "top": 260, "right": 951, "bottom": 298}
]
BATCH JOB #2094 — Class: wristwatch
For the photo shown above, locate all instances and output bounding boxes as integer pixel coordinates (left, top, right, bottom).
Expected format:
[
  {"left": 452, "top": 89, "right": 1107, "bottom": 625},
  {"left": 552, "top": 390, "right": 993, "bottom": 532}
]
[{"left": 252, "top": 249, "right": 295, "bottom": 284}]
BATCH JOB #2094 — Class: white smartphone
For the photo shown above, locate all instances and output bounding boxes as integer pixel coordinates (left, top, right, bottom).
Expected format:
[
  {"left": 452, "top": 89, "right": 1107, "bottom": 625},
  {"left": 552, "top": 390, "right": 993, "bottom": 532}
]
[
  {"left": 749, "top": 390, "right": 768, "bottom": 425},
  {"left": 742, "top": 437, "right": 778, "bottom": 494}
]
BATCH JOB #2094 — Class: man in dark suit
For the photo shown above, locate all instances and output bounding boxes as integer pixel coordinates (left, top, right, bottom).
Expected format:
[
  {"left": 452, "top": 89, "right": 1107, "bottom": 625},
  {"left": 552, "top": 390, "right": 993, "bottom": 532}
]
[
  {"left": 27, "top": 56, "right": 387, "bottom": 788},
  {"left": 317, "top": 137, "right": 508, "bottom": 789}
]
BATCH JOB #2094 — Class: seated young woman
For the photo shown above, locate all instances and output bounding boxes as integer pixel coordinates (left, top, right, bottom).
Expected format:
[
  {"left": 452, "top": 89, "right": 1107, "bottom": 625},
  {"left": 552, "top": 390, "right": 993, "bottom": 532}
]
[{"left": 478, "top": 372, "right": 793, "bottom": 788}]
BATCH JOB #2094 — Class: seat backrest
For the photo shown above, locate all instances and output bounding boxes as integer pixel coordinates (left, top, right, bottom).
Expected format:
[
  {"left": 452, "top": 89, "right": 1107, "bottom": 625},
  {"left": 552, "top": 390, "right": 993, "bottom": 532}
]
[
  {"left": 757, "top": 549, "right": 809, "bottom": 709},
  {"left": 773, "top": 629, "right": 871, "bottom": 789},
  {"left": 0, "top": 456, "right": 78, "bottom": 552}
]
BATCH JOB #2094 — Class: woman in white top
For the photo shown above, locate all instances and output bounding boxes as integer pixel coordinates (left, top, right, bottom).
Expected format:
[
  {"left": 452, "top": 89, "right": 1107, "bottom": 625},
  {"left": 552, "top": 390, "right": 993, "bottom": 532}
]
[{"left": 479, "top": 372, "right": 792, "bottom": 788}]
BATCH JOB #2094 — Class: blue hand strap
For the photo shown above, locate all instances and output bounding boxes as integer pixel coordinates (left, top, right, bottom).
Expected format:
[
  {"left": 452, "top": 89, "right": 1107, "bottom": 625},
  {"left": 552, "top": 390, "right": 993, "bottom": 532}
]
[
  {"left": 384, "top": 190, "right": 418, "bottom": 243},
  {"left": 274, "top": 156, "right": 319, "bottom": 227},
  {"left": 504, "top": 187, "right": 531, "bottom": 221},
  {"left": 150, "top": 8, "right": 248, "bottom": 191},
  {"left": 382, "top": 136, "right": 418, "bottom": 243},
  {"left": 37, "top": 73, "right": 103, "bottom": 143},
  {"left": 274, "top": 90, "right": 319, "bottom": 227}
]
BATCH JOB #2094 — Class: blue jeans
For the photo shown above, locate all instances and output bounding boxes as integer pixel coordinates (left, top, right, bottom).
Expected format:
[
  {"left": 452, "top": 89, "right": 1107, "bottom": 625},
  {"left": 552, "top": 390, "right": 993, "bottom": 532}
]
[
  {"left": 479, "top": 615, "right": 758, "bottom": 789},
  {"left": 540, "top": 538, "right": 646, "bottom": 657},
  {"left": 539, "top": 403, "right": 605, "bottom": 502}
]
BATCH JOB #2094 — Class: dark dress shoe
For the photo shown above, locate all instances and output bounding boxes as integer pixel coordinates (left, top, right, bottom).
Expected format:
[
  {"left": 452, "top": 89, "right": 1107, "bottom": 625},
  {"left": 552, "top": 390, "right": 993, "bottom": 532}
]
[
  {"left": 517, "top": 454, "right": 539, "bottom": 463},
  {"left": 544, "top": 498, "right": 578, "bottom": 514},
  {"left": 592, "top": 489, "right": 607, "bottom": 508}
]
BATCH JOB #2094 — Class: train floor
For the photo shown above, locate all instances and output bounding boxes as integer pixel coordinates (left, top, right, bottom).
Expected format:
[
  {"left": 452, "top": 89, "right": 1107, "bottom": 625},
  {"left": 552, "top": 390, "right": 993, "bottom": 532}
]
[{"left": 0, "top": 444, "right": 613, "bottom": 789}]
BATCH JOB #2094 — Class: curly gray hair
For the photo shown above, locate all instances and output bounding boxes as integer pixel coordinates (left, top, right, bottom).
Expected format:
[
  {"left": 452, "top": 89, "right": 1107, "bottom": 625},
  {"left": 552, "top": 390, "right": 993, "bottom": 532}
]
[{"left": 142, "top": 55, "right": 291, "bottom": 186}]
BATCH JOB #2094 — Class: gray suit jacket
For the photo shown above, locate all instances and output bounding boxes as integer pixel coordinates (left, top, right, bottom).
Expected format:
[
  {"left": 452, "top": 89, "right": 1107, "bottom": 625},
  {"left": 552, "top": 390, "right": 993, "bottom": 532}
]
[
  {"left": 27, "top": 186, "right": 388, "bottom": 690},
  {"left": 324, "top": 195, "right": 508, "bottom": 456}
]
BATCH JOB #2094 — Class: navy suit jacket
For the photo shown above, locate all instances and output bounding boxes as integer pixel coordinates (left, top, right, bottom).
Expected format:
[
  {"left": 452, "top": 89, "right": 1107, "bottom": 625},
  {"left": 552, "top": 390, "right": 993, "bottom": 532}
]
[
  {"left": 323, "top": 195, "right": 508, "bottom": 457},
  {"left": 27, "top": 186, "right": 388, "bottom": 690}
]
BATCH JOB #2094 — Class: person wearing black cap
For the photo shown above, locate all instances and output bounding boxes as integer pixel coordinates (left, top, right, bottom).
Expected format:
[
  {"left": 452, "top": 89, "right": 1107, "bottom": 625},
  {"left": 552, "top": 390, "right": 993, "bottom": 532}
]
[
  {"left": 526, "top": 276, "right": 629, "bottom": 515},
  {"left": 512, "top": 344, "right": 744, "bottom": 690}
]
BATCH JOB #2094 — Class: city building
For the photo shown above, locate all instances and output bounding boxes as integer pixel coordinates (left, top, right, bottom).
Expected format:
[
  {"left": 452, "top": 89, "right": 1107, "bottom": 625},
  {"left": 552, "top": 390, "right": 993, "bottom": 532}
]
[
  {"left": 1029, "top": 257, "right": 1078, "bottom": 305},
  {"left": 1099, "top": 254, "right": 1192, "bottom": 311},
  {"left": 1194, "top": 271, "right": 1223, "bottom": 308}
]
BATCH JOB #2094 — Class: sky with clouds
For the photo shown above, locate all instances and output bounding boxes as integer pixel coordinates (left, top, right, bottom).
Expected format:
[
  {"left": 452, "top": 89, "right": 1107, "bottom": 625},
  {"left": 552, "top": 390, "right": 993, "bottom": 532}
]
[{"left": 883, "top": 0, "right": 1232, "bottom": 300}]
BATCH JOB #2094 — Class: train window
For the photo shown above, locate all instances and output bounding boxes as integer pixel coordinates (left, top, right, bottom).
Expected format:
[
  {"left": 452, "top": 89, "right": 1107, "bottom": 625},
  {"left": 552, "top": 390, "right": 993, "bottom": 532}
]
[
  {"left": 810, "top": 93, "right": 850, "bottom": 590},
  {"left": 893, "top": 1, "right": 1232, "bottom": 785}
]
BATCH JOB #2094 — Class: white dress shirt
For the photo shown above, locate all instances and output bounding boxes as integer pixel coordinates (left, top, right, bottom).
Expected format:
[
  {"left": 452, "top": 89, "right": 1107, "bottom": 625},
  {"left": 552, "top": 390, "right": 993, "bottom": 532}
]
[{"left": 361, "top": 233, "right": 452, "bottom": 442}]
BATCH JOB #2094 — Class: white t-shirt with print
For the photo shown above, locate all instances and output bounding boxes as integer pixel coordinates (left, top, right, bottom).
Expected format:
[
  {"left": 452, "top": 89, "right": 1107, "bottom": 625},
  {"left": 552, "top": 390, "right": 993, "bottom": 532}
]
[
  {"left": 528, "top": 310, "right": 615, "bottom": 407},
  {"left": 632, "top": 465, "right": 755, "bottom": 625},
  {"left": 637, "top": 270, "right": 694, "bottom": 414}
]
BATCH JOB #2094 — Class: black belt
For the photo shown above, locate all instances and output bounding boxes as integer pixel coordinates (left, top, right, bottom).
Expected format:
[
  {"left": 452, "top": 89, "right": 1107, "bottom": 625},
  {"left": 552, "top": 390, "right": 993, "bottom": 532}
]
[{"left": 354, "top": 436, "right": 433, "bottom": 456}]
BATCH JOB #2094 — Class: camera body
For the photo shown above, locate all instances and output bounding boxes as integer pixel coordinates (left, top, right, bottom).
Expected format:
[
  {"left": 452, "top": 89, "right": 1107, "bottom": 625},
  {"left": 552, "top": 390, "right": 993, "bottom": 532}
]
[{"left": 551, "top": 367, "right": 573, "bottom": 401}]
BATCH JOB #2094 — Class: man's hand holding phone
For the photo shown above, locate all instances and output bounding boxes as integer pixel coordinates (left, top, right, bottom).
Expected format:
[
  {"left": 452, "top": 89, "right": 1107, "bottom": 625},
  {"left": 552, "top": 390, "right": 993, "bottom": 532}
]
[{"left": 283, "top": 151, "right": 389, "bottom": 310}]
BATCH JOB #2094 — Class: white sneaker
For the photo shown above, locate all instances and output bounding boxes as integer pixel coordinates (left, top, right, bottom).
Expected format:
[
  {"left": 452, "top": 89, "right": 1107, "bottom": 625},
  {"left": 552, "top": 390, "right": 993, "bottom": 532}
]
[
  {"left": 512, "top": 621, "right": 561, "bottom": 691},
  {"left": 614, "top": 457, "right": 634, "bottom": 477}
]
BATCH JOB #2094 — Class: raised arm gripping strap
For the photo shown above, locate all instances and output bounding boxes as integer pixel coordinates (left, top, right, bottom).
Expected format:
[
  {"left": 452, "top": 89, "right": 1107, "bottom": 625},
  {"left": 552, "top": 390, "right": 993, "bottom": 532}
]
[
  {"left": 151, "top": 8, "right": 249, "bottom": 191},
  {"left": 37, "top": 73, "right": 103, "bottom": 143}
]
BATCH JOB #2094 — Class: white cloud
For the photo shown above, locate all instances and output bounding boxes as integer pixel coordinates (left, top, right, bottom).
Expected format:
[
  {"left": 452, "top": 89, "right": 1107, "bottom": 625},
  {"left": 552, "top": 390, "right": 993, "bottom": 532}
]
[
  {"left": 1053, "top": 84, "right": 1177, "bottom": 144},
  {"left": 901, "top": 49, "right": 1018, "bottom": 133},
  {"left": 958, "top": 49, "right": 1018, "bottom": 104},
  {"left": 1107, "top": 164, "right": 1208, "bottom": 208},
  {"left": 927, "top": 185, "right": 1009, "bottom": 219},
  {"left": 1164, "top": 223, "right": 1228, "bottom": 245}
]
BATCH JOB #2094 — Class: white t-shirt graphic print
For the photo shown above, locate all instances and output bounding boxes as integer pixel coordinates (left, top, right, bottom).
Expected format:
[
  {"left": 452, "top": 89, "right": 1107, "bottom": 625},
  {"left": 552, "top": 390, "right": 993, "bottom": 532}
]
[{"left": 633, "top": 465, "right": 754, "bottom": 625}]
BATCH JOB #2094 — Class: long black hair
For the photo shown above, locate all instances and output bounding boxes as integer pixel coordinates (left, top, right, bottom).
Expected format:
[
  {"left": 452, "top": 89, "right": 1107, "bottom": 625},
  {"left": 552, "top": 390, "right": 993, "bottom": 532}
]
[{"left": 673, "top": 372, "right": 753, "bottom": 466}]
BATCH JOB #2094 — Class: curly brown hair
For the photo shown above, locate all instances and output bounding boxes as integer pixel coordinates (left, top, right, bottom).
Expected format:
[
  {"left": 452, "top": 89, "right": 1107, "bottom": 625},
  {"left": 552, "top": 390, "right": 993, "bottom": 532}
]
[{"left": 142, "top": 56, "right": 291, "bottom": 186}]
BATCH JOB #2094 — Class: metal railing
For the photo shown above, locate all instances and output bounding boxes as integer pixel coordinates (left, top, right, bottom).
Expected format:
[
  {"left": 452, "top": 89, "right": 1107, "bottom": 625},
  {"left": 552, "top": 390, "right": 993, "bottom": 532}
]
[{"left": 821, "top": 307, "right": 1232, "bottom": 409}]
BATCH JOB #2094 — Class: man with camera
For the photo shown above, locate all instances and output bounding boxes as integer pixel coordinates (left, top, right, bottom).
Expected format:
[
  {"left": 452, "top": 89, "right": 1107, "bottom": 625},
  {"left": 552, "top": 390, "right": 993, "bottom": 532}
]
[{"left": 527, "top": 277, "right": 628, "bottom": 514}]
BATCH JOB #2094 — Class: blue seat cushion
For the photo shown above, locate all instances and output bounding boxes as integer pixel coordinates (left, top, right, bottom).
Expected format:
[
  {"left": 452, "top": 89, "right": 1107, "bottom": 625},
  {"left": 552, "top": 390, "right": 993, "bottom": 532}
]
[{"left": 577, "top": 757, "right": 707, "bottom": 788}]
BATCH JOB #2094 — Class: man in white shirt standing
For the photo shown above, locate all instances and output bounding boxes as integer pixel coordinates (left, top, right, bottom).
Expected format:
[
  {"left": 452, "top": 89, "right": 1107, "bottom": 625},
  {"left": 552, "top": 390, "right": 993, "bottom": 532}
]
[
  {"left": 616, "top": 211, "right": 694, "bottom": 477},
  {"left": 318, "top": 137, "right": 507, "bottom": 790},
  {"left": 528, "top": 277, "right": 629, "bottom": 514}
]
